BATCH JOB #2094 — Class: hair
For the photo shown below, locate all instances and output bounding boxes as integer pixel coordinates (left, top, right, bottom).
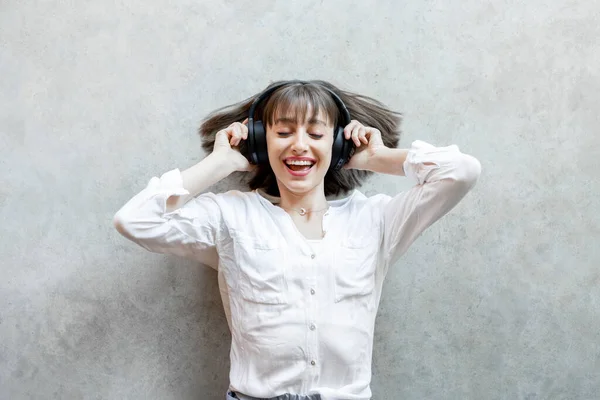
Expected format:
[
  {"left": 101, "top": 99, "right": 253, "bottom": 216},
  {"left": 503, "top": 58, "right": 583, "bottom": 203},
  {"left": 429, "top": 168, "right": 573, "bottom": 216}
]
[{"left": 199, "top": 80, "right": 402, "bottom": 197}]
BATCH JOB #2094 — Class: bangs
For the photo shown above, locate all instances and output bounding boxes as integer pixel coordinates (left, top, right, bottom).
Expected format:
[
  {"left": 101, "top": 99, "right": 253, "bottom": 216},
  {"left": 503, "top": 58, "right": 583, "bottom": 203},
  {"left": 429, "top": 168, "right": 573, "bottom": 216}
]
[{"left": 262, "top": 83, "right": 339, "bottom": 127}]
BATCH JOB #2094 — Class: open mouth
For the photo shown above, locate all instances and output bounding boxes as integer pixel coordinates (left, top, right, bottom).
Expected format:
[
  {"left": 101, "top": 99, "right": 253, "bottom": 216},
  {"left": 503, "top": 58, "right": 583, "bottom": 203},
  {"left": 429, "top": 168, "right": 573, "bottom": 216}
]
[{"left": 284, "top": 159, "right": 315, "bottom": 175}]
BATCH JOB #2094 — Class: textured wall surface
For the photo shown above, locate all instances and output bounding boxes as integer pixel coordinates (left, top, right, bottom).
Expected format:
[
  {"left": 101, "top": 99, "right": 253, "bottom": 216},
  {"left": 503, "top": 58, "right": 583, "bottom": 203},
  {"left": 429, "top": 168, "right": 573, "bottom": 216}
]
[{"left": 1, "top": 1, "right": 599, "bottom": 399}]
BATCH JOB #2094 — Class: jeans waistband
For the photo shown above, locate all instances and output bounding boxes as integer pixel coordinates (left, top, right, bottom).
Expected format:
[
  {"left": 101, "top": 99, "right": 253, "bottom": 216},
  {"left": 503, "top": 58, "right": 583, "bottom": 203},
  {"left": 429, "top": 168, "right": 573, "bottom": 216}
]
[{"left": 228, "top": 391, "right": 322, "bottom": 400}]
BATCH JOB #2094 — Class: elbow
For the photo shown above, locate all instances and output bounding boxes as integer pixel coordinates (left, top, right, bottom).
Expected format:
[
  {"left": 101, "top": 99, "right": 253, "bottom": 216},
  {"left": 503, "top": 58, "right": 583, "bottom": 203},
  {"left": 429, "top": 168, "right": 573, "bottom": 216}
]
[
  {"left": 456, "top": 154, "right": 482, "bottom": 189},
  {"left": 113, "top": 211, "right": 134, "bottom": 240},
  {"left": 113, "top": 214, "right": 125, "bottom": 235}
]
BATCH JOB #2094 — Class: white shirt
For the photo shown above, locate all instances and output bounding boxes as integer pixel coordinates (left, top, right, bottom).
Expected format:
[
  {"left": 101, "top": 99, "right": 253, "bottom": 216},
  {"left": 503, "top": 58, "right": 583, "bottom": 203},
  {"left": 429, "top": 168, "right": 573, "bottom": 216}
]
[{"left": 113, "top": 140, "right": 481, "bottom": 400}]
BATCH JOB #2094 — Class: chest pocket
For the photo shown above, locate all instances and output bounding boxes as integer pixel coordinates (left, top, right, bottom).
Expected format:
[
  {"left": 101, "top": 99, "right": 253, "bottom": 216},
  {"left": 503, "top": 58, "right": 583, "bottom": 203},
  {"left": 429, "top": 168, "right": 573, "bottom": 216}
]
[
  {"left": 334, "top": 232, "right": 380, "bottom": 303},
  {"left": 232, "top": 234, "right": 288, "bottom": 305}
]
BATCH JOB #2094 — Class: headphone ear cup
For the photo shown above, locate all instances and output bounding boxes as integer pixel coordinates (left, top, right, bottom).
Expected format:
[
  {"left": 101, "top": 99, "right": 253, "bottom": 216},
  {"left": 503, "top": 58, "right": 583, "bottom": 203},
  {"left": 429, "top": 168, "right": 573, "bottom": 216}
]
[
  {"left": 253, "top": 120, "right": 269, "bottom": 164},
  {"left": 246, "top": 120, "right": 257, "bottom": 164},
  {"left": 330, "top": 126, "right": 347, "bottom": 171},
  {"left": 341, "top": 130, "right": 355, "bottom": 166}
]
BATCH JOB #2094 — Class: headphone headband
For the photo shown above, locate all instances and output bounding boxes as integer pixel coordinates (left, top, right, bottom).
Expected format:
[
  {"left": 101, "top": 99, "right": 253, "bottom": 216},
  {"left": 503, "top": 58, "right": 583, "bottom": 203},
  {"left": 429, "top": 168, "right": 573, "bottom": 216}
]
[{"left": 248, "top": 80, "right": 351, "bottom": 127}]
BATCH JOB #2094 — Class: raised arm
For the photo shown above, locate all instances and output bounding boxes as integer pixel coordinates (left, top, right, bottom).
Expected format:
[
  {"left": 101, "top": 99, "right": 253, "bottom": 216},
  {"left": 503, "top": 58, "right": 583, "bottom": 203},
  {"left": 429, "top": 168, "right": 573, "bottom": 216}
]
[
  {"left": 374, "top": 140, "right": 481, "bottom": 267},
  {"left": 113, "top": 120, "right": 253, "bottom": 268},
  {"left": 342, "top": 121, "right": 481, "bottom": 269}
]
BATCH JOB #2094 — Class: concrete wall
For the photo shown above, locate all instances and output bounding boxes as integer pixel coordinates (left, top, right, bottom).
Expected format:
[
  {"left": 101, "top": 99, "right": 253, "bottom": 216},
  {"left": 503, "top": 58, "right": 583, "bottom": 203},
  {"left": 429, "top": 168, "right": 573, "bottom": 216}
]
[{"left": 1, "top": 0, "right": 598, "bottom": 399}]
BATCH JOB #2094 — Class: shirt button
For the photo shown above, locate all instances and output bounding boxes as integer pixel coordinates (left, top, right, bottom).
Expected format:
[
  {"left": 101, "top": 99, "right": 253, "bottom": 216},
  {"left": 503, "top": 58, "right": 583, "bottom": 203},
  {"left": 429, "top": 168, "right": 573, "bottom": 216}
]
[
  {"left": 310, "top": 254, "right": 315, "bottom": 259},
  {"left": 310, "top": 360, "right": 316, "bottom": 366},
  {"left": 310, "top": 289, "right": 315, "bottom": 295},
  {"left": 309, "top": 324, "right": 316, "bottom": 330}
]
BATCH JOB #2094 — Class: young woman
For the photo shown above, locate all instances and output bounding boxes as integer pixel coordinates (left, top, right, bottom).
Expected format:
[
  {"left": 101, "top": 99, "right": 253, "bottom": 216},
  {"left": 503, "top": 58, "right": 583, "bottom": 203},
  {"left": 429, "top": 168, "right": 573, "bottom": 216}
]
[{"left": 113, "top": 80, "right": 481, "bottom": 400}]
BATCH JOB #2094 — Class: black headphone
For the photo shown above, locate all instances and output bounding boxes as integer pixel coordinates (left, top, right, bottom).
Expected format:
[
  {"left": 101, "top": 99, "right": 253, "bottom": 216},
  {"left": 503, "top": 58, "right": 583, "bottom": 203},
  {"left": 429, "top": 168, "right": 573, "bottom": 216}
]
[{"left": 246, "top": 80, "right": 354, "bottom": 171}]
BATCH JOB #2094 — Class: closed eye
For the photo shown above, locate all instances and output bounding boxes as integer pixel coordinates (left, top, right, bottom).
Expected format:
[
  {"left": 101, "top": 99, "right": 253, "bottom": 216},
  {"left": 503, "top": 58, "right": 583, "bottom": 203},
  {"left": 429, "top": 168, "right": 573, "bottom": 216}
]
[{"left": 276, "top": 132, "right": 323, "bottom": 139}]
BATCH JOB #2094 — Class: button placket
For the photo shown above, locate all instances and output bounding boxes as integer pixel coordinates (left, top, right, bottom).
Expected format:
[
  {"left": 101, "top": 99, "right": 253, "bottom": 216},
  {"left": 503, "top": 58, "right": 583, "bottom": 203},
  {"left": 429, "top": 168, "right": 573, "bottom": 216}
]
[{"left": 306, "top": 248, "right": 320, "bottom": 379}]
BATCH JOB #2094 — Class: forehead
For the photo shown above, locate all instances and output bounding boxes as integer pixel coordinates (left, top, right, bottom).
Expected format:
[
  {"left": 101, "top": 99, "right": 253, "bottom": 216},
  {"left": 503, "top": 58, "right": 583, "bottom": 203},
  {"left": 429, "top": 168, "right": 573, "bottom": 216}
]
[
  {"left": 272, "top": 107, "right": 330, "bottom": 126},
  {"left": 263, "top": 85, "right": 338, "bottom": 127}
]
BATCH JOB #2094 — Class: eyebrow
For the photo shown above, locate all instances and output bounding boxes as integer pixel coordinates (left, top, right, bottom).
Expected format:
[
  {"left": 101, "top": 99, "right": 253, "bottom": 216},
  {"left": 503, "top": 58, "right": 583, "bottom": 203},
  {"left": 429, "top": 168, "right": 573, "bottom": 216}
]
[{"left": 274, "top": 117, "right": 328, "bottom": 126}]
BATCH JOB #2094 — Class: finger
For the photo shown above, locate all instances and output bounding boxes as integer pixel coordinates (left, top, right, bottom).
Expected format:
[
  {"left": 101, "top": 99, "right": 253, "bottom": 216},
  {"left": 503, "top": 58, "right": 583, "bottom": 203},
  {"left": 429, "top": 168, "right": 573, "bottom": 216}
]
[
  {"left": 354, "top": 126, "right": 367, "bottom": 144},
  {"left": 225, "top": 125, "right": 238, "bottom": 146},
  {"left": 359, "top": 127, "right": 369, "bottom": 144},
  {"left": 344, "top": 120, "right": 359, "bottom": 140},
  {"left": 228, "top": 128, "right": 237, "bottom": 146},
  {"left": 232, "top": 124, "right": 243, "bottom": 146},
  {"left": 238, "top": 121, "right": 249, "bottom": 140},
  {"left": 351, "top": 125, "right": 363, "bottom": 147},
  {"left": 242, "top": 118, "right": 249, "bottom": 125}
]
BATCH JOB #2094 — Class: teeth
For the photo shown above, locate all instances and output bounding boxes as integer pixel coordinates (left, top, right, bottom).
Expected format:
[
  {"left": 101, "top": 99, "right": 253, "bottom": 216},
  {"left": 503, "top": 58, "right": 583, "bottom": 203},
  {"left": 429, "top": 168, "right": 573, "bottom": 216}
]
[{"left": 285, "top": 160, "right": 314, "bottom": 166}]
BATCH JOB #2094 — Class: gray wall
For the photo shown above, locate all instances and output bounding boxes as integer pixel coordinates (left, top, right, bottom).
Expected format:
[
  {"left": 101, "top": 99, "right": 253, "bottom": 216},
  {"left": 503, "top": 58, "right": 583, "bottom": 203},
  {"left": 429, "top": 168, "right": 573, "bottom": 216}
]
[{"left": 1, "top": 1, "right": 598, "bottom": 399}]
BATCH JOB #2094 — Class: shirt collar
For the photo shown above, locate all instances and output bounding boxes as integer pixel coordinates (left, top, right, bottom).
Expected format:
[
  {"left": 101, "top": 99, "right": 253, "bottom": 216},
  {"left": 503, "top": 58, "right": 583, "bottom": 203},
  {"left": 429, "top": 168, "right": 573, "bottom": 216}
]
[{"left": 254, "top": 189, "right": 357, "bottom": 215}]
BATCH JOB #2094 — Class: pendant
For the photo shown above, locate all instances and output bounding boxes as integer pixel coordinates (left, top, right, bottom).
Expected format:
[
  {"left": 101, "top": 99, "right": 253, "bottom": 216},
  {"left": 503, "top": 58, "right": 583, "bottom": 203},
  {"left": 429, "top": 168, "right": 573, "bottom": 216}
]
[{"left": 299, "top": 208, "right": 307, "bottom": 216}]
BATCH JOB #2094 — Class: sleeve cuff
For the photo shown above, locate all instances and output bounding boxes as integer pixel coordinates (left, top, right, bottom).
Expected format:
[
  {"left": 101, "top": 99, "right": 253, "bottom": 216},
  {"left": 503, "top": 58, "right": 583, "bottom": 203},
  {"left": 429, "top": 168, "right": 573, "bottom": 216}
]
[
  {"left": 403, "top": 140, "right": 460, "bottom": 185},
  {"left": 148, "top": 168, "right": 190, "bottom": 197}
]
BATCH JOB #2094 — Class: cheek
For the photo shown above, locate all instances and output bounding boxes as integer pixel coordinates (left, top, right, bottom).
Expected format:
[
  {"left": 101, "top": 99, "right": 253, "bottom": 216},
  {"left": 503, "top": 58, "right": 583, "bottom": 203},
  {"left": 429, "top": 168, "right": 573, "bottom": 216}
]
[
  {"left": 266, "top": 138, "right": 285, "bottom": 171},
  {"left": 317, "top": 142, "right": 333, "bottom": 162},
  {"left": 265, "top": 136, "right": 280, "bottom": 156}
]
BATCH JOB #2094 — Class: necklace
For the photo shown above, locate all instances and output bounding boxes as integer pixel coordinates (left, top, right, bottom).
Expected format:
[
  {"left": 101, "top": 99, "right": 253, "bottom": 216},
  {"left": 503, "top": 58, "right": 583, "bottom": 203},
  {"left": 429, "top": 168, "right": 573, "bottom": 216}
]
[{"left": 283, "top": 206, "right": 330, "bottom": 216}]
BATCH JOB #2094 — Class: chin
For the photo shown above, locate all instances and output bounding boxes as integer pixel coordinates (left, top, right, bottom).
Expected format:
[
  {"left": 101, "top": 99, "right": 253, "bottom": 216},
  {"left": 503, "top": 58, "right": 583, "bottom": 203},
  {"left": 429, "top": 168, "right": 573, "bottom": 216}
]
[
  {"left": 282, "top": 181, "right": 319, "bottom": 195},
  {"left": 275, "top": 170, "right": 326, "bottom": 195}
]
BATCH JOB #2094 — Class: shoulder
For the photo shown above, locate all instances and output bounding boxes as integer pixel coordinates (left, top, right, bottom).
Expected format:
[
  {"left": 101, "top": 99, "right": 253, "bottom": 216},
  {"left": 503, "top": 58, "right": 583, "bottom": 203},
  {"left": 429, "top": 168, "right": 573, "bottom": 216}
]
[
  {"left": 333, "top": 190, "right": 392, "bottom": 233},
  {"left": 208, "top": 189, "right": 261, "bottom": 211},
  {"left": 342, "top": 189, "right": 393, "bottom": 212},
  {"left": 181, "top": 190, "right": 260, "bottom": 218},
  {"left": 184, "top": 190, "right": 263, "bottom": 235}
]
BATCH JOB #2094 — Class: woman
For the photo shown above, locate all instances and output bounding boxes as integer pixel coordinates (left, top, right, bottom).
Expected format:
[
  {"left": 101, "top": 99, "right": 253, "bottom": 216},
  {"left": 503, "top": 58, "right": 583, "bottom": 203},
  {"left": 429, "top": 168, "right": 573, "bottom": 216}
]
[{"left": 113, "top": 80, "right": 481, "bottom": 400}]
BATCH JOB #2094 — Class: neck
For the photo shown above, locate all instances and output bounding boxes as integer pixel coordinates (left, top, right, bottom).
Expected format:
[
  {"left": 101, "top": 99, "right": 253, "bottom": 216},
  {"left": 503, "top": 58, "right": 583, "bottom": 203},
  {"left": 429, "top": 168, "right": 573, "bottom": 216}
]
[{"left": 277, "top": 182, "right": 328, "bottom": 214}]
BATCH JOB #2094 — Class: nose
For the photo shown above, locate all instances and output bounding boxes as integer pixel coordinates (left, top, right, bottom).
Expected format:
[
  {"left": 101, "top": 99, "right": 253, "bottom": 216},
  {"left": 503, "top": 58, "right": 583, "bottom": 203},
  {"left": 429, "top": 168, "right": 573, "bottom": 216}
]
[{"left": 291, "top": 131, "right": 309, "bottom": 154}]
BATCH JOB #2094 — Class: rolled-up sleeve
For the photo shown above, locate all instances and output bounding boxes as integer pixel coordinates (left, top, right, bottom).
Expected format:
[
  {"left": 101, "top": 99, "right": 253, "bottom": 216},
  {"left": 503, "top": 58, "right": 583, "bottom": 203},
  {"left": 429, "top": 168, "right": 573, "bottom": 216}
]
[
  {"left": 113, "top": 168, "right": 222, "bottom": 269},
  {"left": 381, "top": 140, "right": 482, "bottom": 268}
]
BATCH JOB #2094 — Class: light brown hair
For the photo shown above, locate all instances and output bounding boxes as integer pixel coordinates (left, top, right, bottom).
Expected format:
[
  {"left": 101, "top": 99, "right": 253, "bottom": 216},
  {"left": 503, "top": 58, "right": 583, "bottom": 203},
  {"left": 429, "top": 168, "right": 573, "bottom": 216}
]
[{"left": 199, "top": 80, "right": 402, "bottom": 196}]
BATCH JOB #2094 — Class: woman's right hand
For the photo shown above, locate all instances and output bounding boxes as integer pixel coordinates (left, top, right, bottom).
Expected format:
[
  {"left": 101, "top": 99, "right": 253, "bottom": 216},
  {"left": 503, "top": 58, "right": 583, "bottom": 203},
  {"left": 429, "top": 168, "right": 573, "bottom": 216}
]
[{"left": 213, "top": 118, "right": 255, "bottom": 172}]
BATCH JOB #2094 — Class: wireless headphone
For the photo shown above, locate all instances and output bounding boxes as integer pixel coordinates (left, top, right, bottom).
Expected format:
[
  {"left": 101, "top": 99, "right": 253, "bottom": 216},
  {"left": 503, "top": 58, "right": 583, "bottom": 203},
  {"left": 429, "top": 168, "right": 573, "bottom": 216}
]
[{"left": 246, "top": 80, "right": 354, "bottom": 171}]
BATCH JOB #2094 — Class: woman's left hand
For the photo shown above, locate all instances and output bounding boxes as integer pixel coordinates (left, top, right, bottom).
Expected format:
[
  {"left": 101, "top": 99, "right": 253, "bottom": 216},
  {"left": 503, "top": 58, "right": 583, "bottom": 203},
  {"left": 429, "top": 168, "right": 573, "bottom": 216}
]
[{"left": 343, "top": 120, "right": 386, "bottom": 170}]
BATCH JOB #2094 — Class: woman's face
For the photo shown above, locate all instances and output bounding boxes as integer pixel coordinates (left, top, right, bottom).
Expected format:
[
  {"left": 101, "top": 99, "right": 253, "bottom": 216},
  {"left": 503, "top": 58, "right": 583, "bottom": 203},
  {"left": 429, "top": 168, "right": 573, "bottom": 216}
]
[{"left": 266, "top": 108, "right": 334, "bottom": 196}]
